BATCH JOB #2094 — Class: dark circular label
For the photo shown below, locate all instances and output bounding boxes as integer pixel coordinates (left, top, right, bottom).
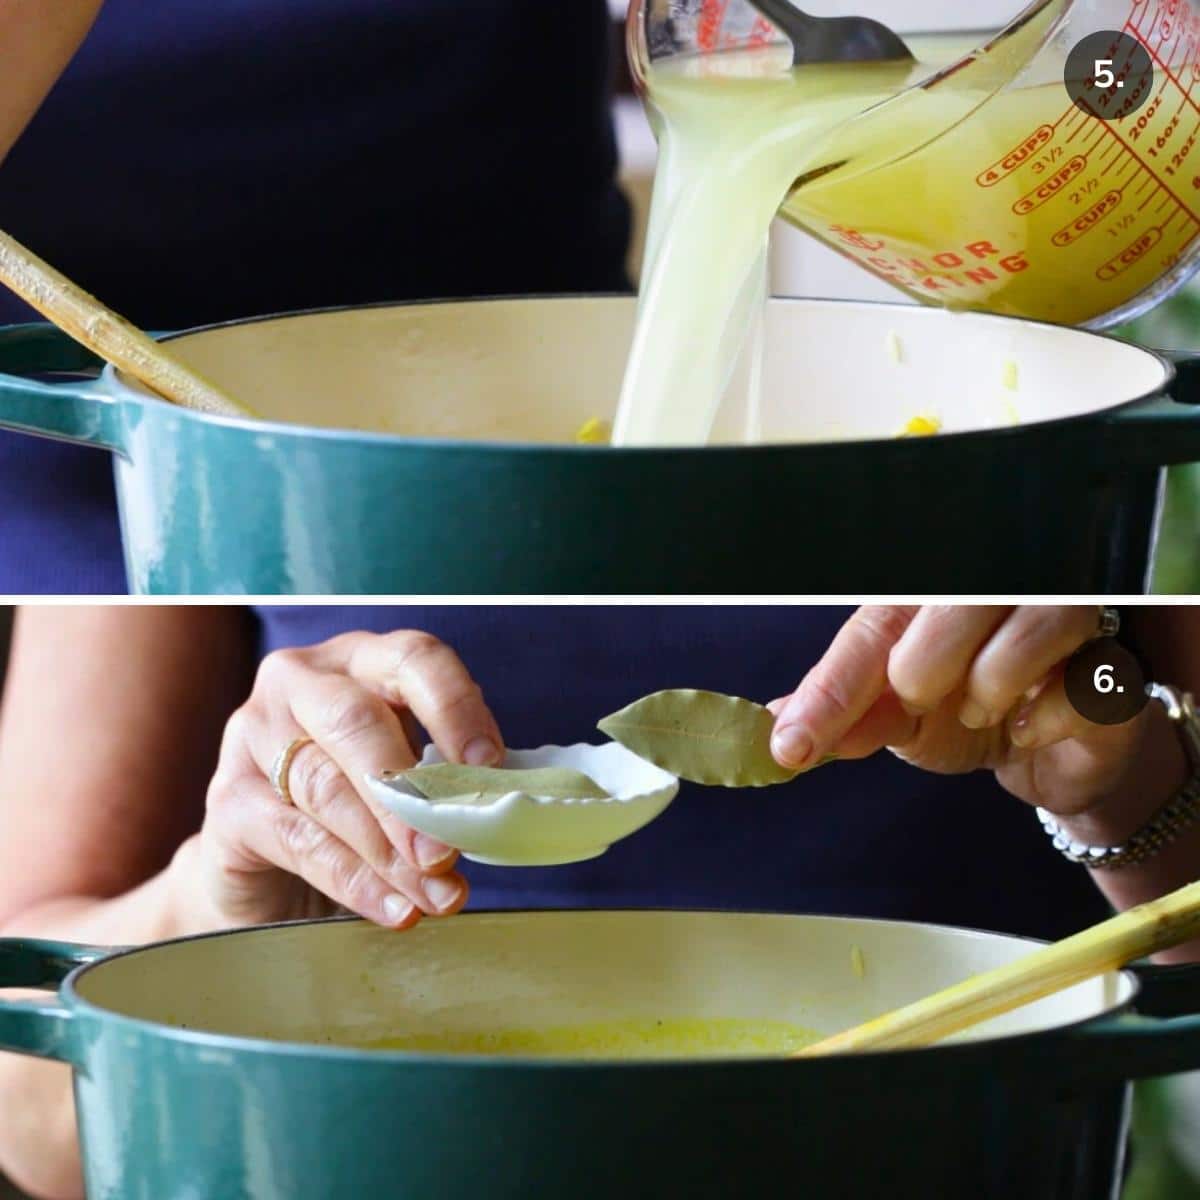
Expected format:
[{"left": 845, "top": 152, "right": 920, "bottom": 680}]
[
  {"left": 1065, "top": 31, "right": 1155, "bottom": 119},
  {"left": 1064, "top": 637, "right": 1149, "bottom": 725}
]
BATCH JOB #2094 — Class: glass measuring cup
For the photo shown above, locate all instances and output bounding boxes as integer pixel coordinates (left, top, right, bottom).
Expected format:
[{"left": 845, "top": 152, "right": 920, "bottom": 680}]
[{"left": 628, "top": 0, "right": 1200, "bottom": 328}]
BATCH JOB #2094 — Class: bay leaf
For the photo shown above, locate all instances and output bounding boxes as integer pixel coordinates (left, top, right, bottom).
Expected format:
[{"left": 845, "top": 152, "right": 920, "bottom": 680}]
[
  {"left": 597, "top": 690, "right": 798, "bottom": 788},
  {"left": 396, "top": 764, "right": 610, "bottom": 802}
]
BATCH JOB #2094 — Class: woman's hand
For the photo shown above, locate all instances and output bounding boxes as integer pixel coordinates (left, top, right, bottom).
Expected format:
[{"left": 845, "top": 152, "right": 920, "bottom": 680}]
[
  {"left": 176, "top": 630, "right": 504, "bottom": 934},
  {"left": 769, "top": 606, "right": 1187, "bottom": 837}
]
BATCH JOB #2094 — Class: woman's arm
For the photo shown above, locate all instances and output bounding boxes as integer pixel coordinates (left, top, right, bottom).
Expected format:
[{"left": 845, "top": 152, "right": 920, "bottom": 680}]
[
  {"left": 0, "top": 2, "right": 105, "bottom": 165},
  {"left": 0, "top": 605, "right": 256, "bottom": 1199},
  {"left": 771, "top": 605, "right": 1200, "bottom": 961},
  {"left": 1060, "top": 607, "right": 1200, "bottom": 928},
  {"left": 0, "top": 608, "right": 501, "bottom": 1199}
]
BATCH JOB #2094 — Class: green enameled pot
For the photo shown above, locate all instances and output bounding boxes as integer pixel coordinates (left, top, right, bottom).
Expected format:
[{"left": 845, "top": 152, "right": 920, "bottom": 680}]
[
  {"left": 0, "top": 298, "right": 1195, "bottom": 594},
  {"left": 4, "top": 910, "right": 1200, "bottom": 1199}
]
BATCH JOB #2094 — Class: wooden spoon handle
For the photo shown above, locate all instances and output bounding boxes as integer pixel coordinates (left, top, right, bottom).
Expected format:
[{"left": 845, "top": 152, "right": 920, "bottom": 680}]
[
  {"left": 0, "top": 229, "right": 253, "bottom": 418},
  {"left": 796, "top": 878, "right": 1200, "bottom": 1057}
]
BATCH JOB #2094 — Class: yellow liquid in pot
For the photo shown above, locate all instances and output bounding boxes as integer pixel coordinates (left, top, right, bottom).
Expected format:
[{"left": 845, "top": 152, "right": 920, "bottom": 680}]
[{"left": 363, "top": 1017, "right": 820, "bottom": 1059}]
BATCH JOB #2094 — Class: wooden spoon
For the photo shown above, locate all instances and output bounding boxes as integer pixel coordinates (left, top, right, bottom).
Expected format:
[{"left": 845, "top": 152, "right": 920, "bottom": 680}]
[
  {"left": 796, "top": 878, "right": 1200, "bottom": 1057},
  {"left": 0, "top": 229, "right": 254, "bottom": 418}
]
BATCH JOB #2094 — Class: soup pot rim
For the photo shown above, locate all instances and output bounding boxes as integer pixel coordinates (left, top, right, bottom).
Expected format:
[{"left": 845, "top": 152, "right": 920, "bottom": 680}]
[
  {"left": 101, "top": 295, "right": 1175, "bottom": 454},
  {"left": 56, "top": 907, "right": 1139, "bottom": 1070}
]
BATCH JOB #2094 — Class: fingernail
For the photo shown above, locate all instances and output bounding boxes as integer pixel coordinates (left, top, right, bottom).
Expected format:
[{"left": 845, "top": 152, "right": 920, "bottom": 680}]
[
  {"left": 462, "top": 736, "right": 501, "bottom": 767},
  {"left": 424, "top": 875, "right": 464, "bottom": 913},
  {"left": 771, "top": 725, "right": 813, "bottom": 769},
  {"left": 414, "top": 833, "right": 454, "bottom": 868},
  {"left": 959, "top": 699, "right": 991, "bottom": 730},
  {"left": 382, "top": 894, "right": 414, "bottom": 926},
  {"left": 1009, "top": 717, "right": 1037, "bottom": 749}
]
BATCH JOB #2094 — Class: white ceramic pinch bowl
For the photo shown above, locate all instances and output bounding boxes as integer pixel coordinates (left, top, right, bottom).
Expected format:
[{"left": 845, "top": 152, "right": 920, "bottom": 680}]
[{"left": 365, "top": 743, "right": 679, "bottom": 867}]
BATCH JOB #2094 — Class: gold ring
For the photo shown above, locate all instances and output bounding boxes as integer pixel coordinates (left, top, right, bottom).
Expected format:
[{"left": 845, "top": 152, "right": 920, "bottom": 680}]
[
  {"left": 269, "top": 736, "right": 314, "bottom": 805},
  {"left": 1098, "top": 606, "right": 1121, "bottom": 639}
]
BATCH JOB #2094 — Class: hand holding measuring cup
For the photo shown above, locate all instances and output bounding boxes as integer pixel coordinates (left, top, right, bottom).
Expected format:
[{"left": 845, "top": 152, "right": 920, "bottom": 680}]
[{"left": 180, "top": 630, "right": 505, "bottom": 933}]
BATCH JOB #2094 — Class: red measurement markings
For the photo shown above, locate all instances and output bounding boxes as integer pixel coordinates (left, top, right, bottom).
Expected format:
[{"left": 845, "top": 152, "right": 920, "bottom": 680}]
[
  {"left": 1097, "top": 226, "right": 1163, "bottom": 279},
  {"left": 1174, "top": 220, "right": 1200, "bottom": 258},
  {"left": 1056, "top": 104, "right": 1084, "bottom": 131},
  {"left": 1128, "top": 2, "right": 1154, "bottom": 51},
  {"left": 1164, "top": 7, "right": 1184, "bottom": 58},
  {"left": 1163, "top": 203, "right": 1200, "bottom": 228},
  {"left": 1133, "top": 70, "right": 1177, "bottom": 132},
  {"left": 1101, "top": 36, "right": 1200, "bottom": 225},
  {"left": 1153, "top": 66, "right": 1176, "bottom": 105},
  {"left": 1013, "top": 155, "right": 1089, "bottom": 214},
  {"left": 1183, "top": 32, "right": 1198, "bottom": 74},
  {"left": 976, "top": 125, "right": 1056, "bottom": 187},
  {"left": 1065, "top": 112, "right": 1096, "bottom": 144},
  {"left": 1061, "top": 101, "right": 1090, "bottom": 130},
  {"left": 1173, "top": 14, "right": 1200, "bottom": 67},
  {"left": 746, "top": 16, "right": 775, "bottom": 46},
  {"left": 1144, "top": 0, "right": 1184, "bottom": 51},
  {"left": 1137, "top": 177, "right": 1166, "bottom": 206},
  {"left": 1140, "top": 0, "right": 1200, "bottom": 84},
  {"left": 1166, "top": 4, "right": 1200, "bottom": 63},
  {"left": 850, "top": 240, "right": 1031, "bottom": 296},
  {"left": 1053, "top": 189, "right": 1125, "bottom": 245},
  {"left": 1127, "top": 18, "right": 1200, "bottom": 119},
  {"left": 1163, "top": 115, "right": 1200, "bottom": 176},
  {"left": 1075, "top": 125, "right": 1110, "bottom": 161},
  {"left": 1181, "top": 34, "right": 1200, "bottom": 84},
  {"left": 1170, "top": 83, "right": 1194, "bottom": 123},
  {"left": 1096, "top": 29, "right": 1162, "bottom": 119},
  {"left": 1100, "top": 141, "right": 1129, "bottom": 173},
  {"left": 1164, "top": 219, "right": 1200, "bottom": 272},
  {"left": 697, "top": 0, "right": 730, "bottom": 52}
]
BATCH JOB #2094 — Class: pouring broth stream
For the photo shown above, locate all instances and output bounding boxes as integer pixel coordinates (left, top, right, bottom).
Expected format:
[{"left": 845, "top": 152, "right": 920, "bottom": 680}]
[{"left": 614, "top": 7, "right": 1104, "bottom": 446}]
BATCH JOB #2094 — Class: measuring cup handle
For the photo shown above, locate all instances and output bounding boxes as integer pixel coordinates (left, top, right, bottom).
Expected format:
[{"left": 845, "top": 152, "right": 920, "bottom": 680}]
[{"left": 0, "top": 322, "right": 123, "bottom": 453}]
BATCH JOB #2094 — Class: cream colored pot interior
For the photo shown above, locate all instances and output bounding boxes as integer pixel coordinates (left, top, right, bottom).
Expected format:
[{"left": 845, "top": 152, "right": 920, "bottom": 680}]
[
  {"left": 73, "top": 912, "right": 1135, "bottom": 1055},
  {"left": 115, "top": 299, "right": 1169, "bottom": 447}
]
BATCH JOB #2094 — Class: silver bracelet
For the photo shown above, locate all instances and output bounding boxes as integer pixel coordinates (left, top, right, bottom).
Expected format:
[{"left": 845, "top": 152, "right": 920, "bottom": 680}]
[{"left": 1037, "top": 684, "right": 1200, "bottom": 871}]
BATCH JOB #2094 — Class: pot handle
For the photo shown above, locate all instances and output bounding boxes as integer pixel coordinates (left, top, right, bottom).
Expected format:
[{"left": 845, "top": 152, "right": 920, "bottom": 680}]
[
  {"left": 1065, "top": 961, "right": 1200, "bottom": 1081},
  {"left": 1101, "top": 350, "right": 1200, "bottom": 466},
  {"left": 0, "top": 939, "right": 111, "bottom": 1065},
  {"left": 0, "top": 323, "right": 124, "bottom": 453},
  {"left": 1166, "top": 350, "right": 1200, "bottom": 407}
]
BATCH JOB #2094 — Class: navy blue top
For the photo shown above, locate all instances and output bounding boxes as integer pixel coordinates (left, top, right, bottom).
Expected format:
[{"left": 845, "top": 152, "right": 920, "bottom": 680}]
[
  {"left": 0, "top": 1, "right": 630, "bottom": 593},
  {"left": 254, "top": 605, "right": 1113, "bottom": 942}
]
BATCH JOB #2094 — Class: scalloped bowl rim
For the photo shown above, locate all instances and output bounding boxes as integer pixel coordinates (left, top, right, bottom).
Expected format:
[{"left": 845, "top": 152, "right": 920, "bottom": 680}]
[
  {"left": 364, "top": 743, "right": 680, "bottom": 866},
  {"left": 370, "top": 743, "right": 679, "bottom": 813}
]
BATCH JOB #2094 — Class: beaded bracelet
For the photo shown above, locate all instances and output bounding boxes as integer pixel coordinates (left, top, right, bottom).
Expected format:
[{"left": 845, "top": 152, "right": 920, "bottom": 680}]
[{"left": 1036, "top": 685, "right": 1200, "bottom": 871}]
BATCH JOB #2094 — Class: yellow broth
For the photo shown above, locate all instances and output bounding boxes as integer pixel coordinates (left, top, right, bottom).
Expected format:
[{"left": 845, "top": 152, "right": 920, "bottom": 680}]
[{"left": 361, "top": 1017, "right": 820, "bottom": 1059}]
